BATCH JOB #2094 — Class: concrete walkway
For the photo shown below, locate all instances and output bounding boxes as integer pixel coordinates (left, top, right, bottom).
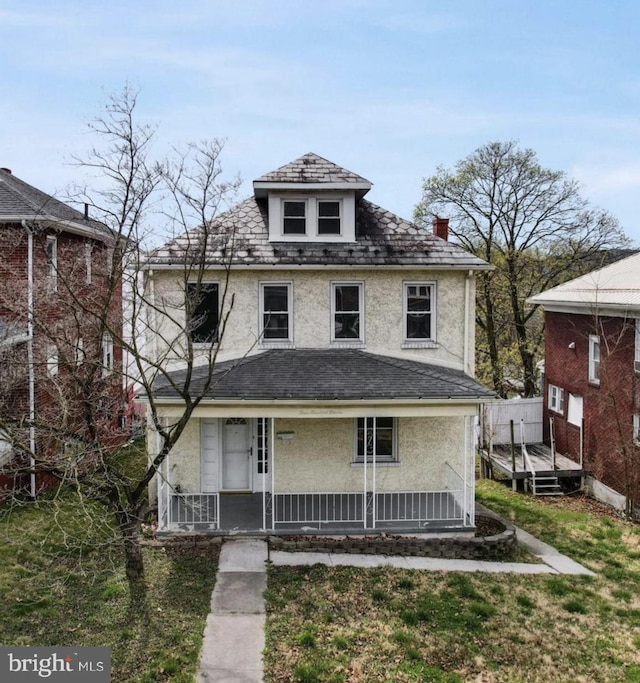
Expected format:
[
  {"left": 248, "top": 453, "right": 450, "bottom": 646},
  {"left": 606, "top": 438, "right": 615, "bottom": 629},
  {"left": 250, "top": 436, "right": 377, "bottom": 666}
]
[
  {"left": 196, "top": 527, "right": 594, "bottom": 681},
  {"left": 197, "top": 539, "right": 267, "bottom": 682}
]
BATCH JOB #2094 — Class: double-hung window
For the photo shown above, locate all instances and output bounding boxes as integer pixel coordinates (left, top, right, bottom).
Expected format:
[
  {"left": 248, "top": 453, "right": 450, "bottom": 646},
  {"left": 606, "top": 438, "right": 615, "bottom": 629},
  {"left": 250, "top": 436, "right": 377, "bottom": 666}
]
[
  {"left": 85, "top": 242, "right": 92, "bottom": 284},
  {"left": 635, "top": 319, "right": 640, "bottom": 373},
  {"left": 45, "top": 235, "right": 57, "bottom": 291},
  {"left": 548, "top": 384, "right": 565, "bottom": 414},
  {"left": 589, "top": 335, "right": 600, "bottom": 385},
  {"left": 332, "top": 282, "right": 363, "bottom": 342},
  {"left": 261, "top": 282, "right": 292, "bottom": 343},
  {"left": 404, "top": 282, "right": 435, "bottom": 343},
  {"left": 634, "top": 415, "right": 640, "bottom": 446},
  {"left": 187, "top": 282, "right": 219, "bottom": 344},
  {"left": 46, "top": 345, "right": 58, "bottom": 377},
  {"left": 283, "top": 200, "right": 307, "bottom": 235},
  {"left": 317, "top": 200, "right": 341, "bottom": 235},
  {"left": 356, "top": 417, "right": 395, "bottom": 463}
]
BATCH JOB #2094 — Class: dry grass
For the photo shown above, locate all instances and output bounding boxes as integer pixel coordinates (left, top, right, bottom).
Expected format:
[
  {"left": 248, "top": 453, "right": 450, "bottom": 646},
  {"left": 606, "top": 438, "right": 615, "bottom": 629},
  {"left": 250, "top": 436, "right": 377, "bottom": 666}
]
[{"left": 264, "top": 481, "right": 640, "bottom": 683}]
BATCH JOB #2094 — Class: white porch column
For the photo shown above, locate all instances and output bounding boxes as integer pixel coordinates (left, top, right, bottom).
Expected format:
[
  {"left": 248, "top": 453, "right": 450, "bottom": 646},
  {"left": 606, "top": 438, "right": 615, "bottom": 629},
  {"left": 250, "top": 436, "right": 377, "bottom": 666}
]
[{"left": 270, "top": 417, "right": 275, "bottom": 531}]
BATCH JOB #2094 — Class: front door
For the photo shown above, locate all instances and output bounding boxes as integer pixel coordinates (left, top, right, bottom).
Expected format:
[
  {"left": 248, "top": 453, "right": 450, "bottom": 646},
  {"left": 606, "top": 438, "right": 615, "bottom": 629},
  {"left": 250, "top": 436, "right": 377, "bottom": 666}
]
[{"left": 222, "top": 418, "right": 251, "bottom": 490}]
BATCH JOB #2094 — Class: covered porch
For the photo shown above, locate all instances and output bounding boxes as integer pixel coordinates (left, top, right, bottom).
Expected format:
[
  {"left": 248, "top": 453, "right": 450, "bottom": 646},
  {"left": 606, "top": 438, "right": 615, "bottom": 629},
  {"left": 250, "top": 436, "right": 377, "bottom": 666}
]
[{"left": 149, "top": 349, "right": 495, "bottom": 535}]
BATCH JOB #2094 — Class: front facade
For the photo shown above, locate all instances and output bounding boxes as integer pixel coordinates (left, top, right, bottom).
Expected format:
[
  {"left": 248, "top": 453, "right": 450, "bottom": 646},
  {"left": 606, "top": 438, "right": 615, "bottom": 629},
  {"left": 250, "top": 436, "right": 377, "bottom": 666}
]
[
  {"left": 145, "top": 153, "right": 495, "bottom": 533},
  {"left": 0, "top": 167, "right": 123, "bottom": 496},
  {"left": 529, "top": 252, "right": 640, "bottom": 514}
]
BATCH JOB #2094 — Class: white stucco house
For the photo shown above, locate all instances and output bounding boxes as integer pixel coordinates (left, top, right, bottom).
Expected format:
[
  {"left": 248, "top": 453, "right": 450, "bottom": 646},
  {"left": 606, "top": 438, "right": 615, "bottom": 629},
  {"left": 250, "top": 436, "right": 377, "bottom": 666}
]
[{"left": 144, "top": 153, "right": 495, "bottom": 534}]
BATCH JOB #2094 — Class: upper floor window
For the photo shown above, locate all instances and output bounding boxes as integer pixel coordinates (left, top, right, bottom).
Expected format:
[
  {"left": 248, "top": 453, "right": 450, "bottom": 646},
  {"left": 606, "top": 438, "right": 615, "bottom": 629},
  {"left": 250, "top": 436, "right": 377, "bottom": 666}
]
[
  {"left": 75, "top": 338, "right": 85, "bottom": 366},
  {"left": 404, "top": 282, "right": 435, "bottom": 342},
  {"left": 283, "top": 201, "right": 307, "bottom": 235},
  {"left": 332, "top": 283, "right": 363, "bottom": 342},
  {"left": 317, "top": 200, "right": 341, "bottom": 235},
  {"left": 102, "top": 333, "right": 114, "bottom": 376},
  {"left": 269, "top": 194, "right": 354, "bottom": 242},
  {"left": 548, "top": 384, "right": 565, "bottom": 414},
  {"left": 355, "top": 417, "right": 396, "bottom": 463},
  {"left": 260, "top": 282, "right": 292, "bottom": 343},
  {"left": 187, "top": 282, "right": 219, "bottom": 344},
  {"left": 85, "top": 242, "right": 92, "bottom": 284},
  {"left": 46, "top": 345, "right": 58, "bottom": 377},
  {"left": 45, "top": 235, "right": 57, "bottom": 291},
  {"left": 588, "top": 335, "right": 600, "bottom": 385}
]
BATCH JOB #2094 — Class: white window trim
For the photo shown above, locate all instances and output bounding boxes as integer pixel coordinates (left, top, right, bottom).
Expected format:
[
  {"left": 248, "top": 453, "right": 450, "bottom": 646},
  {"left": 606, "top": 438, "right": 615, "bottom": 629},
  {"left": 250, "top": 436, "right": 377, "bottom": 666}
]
[
  {"left": 635, "top": 319, "right": 640, "bottom": 373},
  {"left": 353, "top": 417, "right": 397, "bottom": 464},
  {"left": 634, "top": 414, "right": 640, "bottom": 446},
  {"left": 259, "top": 281, "right": 294, "bottom": 347},
  {"left": 588, "top": 334, "right": 600, "bottom": 385},
  {"left": 402, "top": 281, "right": 437, "bottom": 348},
  {"left": 188, "top": 280, "right": 221, "bottom": 347},
  {"left": 548, "top": 383, "right": 565, "bottom": 414},
  {"left": 267, "top": 192, "right": 356, "bottom": 243},
  {"left": 75, "top": 337, "right": 85, "bottom": 366},
  {"left": 46, "top": 235, "right": 57, "bottom": 291},
  {"left": 282, "top": 199, "right": 308, "bottom": 236},
  {"left": 331, "top": 281, "right": 365, "bottom": 345},
  {"left": 102, "top": 333, "right": 114, "bottom": 377},
  {"left": 317, "top": 199, "right": 342, "bottom": 237}
]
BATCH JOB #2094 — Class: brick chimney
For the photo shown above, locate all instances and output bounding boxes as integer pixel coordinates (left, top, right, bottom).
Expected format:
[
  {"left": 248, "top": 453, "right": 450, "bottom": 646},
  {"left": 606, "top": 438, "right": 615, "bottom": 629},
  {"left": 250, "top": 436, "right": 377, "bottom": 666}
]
[
  {"left": 0, "top": 167, "right": 12, "bottom": 174},
  {"left": 432, "top": 216, "right": 449, "bottom": 241}
]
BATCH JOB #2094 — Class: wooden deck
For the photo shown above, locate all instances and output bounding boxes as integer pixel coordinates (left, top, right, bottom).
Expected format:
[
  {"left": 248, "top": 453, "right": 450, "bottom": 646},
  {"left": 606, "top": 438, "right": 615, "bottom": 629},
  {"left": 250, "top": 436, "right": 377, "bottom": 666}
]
[{"left": 481, "top": 443, "right": 583, "bottom": 481}]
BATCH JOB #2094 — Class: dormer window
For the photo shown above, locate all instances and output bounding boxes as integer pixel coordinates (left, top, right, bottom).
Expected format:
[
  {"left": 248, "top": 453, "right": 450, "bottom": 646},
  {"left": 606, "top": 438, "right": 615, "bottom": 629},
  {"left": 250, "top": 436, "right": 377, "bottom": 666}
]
[
  {"left": 318, "top": 200, "right": 341, "bottom": 235},
  {"left": 267, "top": 193, "right": 355, "bottom": 243},
  {"left": 283, "top": 200, "right": 307, "bottom": 235}
]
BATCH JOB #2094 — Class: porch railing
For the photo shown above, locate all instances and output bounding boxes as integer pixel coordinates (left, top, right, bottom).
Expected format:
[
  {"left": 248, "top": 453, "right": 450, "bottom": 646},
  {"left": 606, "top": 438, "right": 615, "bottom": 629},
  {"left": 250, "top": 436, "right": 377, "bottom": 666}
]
[
  {"left": 271, "top": 492, "right": 364, "bottom": 528},
  {"left": 169, "top": 493, "right": 219, "bottom": 529},
  {"left": 374, "top": 490, "right": 462, "bottom": 524},
  {"left": 445, "top": 463, "right": 472, "bottom": 525}
]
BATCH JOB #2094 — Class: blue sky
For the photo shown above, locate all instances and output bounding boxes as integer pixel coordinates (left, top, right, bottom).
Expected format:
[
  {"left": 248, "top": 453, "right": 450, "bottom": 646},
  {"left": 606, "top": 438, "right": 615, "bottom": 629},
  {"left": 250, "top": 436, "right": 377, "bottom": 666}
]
[{"left": 2, "top": 0, "right": 640, "bottom": 241}]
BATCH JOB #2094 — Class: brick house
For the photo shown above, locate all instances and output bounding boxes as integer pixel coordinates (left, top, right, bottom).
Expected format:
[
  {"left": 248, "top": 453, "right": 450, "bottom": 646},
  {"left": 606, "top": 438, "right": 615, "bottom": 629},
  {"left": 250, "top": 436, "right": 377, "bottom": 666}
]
[
  {"left": 529, "top": 252, "right": 640, "bottom": 514},
  {"left": 0, "top": 167, "right": 123, "bottom": 496},
  {"left": 143, "top": 153, "right": 496, "bottom": 534}
]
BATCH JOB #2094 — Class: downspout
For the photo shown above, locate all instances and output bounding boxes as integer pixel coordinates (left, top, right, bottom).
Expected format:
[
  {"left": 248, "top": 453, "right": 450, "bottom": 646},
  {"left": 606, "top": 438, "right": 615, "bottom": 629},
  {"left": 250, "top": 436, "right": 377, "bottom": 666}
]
[{"left": 21, "top": 220, "right": 36, "bottom": 498}]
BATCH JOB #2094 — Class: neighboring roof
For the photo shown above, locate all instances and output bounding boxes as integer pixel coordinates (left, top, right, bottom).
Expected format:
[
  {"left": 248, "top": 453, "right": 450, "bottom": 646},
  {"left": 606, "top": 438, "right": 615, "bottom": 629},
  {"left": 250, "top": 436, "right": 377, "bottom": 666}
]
[
  {"left": 151, "top": 349, "right": 496, "bottom": 402},
  {"left": 0, "top": 168, "right": 113, "bottom": 240},
  {"left": 528, "top": 251, "right": 640, "bottom": 312},
  {"left": 253, "top": 152, "right": 372, "bottom": 195},
  {"left": 148, "top": 196, "right": 491, "bottom": 270}
]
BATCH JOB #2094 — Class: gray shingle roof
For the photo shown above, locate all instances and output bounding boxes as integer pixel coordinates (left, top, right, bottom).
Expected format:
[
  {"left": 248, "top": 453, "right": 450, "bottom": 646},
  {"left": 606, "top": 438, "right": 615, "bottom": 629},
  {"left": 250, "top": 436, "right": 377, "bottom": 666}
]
[
  {"left": 149, "top": 196, "right": 490, "bottom": 269},
  {"left": 152, "top": 349, "right": 496, "bottom": 401},
  {"left": 254, "top": 153, "right": 371, "bottom": 186},
  {"left": 0, "top": 168, "right": 112, "bottom": 239}
]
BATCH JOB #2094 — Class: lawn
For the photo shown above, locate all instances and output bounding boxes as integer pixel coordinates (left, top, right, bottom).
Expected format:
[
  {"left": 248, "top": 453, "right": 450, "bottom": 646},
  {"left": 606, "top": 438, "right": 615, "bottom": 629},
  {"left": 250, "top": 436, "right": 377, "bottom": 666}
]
[
  {"left": 264, "top": 480, "right": 640, "bottom": 683},
  {"left": 0, "top": 483, "right": 217, "bottom": 682}
]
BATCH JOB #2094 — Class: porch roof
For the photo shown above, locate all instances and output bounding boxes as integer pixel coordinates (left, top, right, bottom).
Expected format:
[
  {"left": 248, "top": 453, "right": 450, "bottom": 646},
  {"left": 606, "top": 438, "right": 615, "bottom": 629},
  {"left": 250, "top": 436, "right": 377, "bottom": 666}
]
[{"left": 151, "top": 349, "right": 496, "bottom": 402}]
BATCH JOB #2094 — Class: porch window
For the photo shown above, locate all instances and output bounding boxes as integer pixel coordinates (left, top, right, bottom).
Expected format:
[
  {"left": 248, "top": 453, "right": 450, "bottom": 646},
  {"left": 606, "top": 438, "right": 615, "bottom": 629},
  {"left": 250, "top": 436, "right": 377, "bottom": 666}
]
[
  {"left": 260, "top": 282, "right": 292, "bottom": 342},
  {"left": 355, "top": 417, "right": 395, "bottom": 463},
  {"left": 588, "top": 335, "right": 600, "bottom": 385},
  {"left": 548, "top": 384, "right": 564, "bottom": 414},
  {"left": 187, "top": 282, "right": 219, "bottom": 344},
  {"left": 332, "top": 283, "right": 363, "bottom": 342},
  {"left": 257, "top": 417, "right": 270, "bottom": 474},
  {"left": 404, "top": 282, "right": 435, "bottom": 342}
]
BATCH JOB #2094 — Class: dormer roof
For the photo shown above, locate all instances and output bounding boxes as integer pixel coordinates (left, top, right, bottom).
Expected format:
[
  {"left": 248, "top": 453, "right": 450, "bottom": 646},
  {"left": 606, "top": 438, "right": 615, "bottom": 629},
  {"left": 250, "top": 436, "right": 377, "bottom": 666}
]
[{"left": 253, "top": 152, "right": 372, "bottom": 198}]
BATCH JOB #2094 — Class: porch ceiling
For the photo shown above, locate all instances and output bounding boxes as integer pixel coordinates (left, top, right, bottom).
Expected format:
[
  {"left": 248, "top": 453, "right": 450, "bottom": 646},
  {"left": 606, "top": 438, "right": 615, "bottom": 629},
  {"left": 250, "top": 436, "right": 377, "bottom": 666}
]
[{"left": 150, "top": 349, "right": 496, "bottom": 403}]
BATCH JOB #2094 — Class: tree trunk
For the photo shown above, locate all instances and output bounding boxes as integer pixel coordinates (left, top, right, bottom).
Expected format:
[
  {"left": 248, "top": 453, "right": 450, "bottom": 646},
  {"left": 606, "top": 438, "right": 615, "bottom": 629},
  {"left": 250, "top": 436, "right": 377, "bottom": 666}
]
[{"left": 119, "top": 512, "right": 147, "bottom": 606}]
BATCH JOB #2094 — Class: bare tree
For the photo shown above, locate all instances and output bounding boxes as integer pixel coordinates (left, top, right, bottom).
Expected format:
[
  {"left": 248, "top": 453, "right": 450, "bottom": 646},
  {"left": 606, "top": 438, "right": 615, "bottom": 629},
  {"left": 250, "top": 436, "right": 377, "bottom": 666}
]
[
  {"left": 0, "top": 87, "right": 240, "bottom": 602},
  {"left": 415, "top": 141, "right": 628, "bottom": 397}
]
